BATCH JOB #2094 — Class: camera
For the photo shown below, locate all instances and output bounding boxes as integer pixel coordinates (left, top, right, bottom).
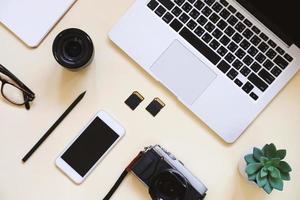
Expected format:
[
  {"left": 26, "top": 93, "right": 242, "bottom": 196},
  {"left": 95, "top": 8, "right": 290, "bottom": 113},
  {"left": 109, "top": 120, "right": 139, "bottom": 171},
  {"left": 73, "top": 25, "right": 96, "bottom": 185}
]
[
  {"left": 131, "top": 145, "right": 207, "bottom": 200},
  {"left": 52, "top": 28, "right": 94, "bottom": 70}
]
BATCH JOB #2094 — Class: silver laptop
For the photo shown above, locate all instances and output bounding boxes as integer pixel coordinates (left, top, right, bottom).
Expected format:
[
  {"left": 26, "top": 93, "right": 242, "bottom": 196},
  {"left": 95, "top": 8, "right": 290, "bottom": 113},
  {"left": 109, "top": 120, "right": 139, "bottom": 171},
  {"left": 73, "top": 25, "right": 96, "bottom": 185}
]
[{"left": 109, "top": 0, "right": 300, "bottom": 143}]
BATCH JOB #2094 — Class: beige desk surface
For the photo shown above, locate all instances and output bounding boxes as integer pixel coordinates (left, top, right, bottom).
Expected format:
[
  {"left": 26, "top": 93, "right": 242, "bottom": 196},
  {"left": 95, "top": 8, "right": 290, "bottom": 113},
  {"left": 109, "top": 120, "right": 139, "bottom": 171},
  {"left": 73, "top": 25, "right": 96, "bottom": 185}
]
[{"left": 0, "top": 0, "right": 299, "bottom": 199}]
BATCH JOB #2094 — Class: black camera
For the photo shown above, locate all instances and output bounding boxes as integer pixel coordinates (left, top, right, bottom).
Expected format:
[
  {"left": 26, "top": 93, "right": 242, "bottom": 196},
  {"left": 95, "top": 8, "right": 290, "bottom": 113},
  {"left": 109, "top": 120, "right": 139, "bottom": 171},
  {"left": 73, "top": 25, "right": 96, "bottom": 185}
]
[
  {"left": 131, "top": 145, "right": 207, "bottom": 200},
  {"left": 52, "top": 28, "right": 94, "bottom": 70}
]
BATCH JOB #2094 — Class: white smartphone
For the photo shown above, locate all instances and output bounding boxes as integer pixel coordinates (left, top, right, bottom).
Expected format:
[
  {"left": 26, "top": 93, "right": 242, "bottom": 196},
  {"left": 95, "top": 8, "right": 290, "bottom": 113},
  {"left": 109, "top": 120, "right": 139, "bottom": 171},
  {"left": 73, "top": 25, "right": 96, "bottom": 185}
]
[{"left": 56, "top": 111, "right": 125, "bottom": 184}]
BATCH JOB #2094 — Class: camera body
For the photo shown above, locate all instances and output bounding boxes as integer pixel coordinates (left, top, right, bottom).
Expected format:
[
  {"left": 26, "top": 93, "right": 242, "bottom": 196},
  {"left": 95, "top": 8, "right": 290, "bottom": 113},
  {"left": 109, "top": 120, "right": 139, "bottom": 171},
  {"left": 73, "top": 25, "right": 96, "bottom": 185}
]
[{"left": 131, "top": 145, "right": 207, "bottom": 200}]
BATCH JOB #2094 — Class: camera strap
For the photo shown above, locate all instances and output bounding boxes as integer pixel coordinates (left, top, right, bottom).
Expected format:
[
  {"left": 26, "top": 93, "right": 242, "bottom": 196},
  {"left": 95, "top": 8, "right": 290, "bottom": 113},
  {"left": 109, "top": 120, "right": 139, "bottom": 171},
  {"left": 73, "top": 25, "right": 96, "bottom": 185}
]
[{"left": 102, "top": 151, "right": 144, "bottom": 200}]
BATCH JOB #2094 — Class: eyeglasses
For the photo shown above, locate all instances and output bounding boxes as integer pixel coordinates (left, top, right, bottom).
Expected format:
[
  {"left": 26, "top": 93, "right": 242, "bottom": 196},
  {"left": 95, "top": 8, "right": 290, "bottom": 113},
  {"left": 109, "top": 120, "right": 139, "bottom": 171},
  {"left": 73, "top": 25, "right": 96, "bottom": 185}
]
[{"left": 0, "top": 64, "right": 35, "bottom": 110}]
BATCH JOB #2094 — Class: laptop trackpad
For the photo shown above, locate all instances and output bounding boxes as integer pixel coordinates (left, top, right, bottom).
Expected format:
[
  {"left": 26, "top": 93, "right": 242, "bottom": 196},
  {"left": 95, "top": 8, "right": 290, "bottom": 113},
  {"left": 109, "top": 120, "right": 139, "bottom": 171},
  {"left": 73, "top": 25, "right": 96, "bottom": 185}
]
[{"left": 150, "top": 40, "right": 217, "bottom": 105}]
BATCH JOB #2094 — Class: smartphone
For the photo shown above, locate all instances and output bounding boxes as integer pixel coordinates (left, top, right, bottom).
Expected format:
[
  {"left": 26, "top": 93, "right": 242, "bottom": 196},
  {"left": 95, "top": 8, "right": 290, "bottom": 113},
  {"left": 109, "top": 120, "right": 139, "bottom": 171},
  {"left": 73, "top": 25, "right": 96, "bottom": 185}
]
[{"left": 56, "top": 111, "right": 125, "bottom": 184}]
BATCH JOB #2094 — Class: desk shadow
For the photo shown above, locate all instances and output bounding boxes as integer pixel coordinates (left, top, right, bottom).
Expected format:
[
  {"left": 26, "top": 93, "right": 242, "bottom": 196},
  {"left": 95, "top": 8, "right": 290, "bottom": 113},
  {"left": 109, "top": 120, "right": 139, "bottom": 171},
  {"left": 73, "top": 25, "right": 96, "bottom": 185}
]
[{"left": 108, "top": 39, "right": 229, "bottom": 147}]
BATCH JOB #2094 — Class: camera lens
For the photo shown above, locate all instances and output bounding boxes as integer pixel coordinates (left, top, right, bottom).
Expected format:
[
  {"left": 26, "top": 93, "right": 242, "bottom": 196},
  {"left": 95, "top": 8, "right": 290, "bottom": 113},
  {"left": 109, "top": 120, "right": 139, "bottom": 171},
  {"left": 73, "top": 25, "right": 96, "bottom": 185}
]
[
  {"left": 149, "top": 170, "right": 187, "bottom": 200},
  {"left": 52, "top": 28, "right": 94, "bottom": 70}
]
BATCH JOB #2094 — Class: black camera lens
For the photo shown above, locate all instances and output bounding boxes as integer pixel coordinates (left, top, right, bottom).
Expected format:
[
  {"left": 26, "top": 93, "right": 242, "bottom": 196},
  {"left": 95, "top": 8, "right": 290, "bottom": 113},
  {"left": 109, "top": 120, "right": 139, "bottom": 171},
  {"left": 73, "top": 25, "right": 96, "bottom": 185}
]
[
  {"left": 52, "top": 28, "right": 94, "bottom": 70},
  {"left": 150, "top": 170, "right": 187, "bottom": 200}
]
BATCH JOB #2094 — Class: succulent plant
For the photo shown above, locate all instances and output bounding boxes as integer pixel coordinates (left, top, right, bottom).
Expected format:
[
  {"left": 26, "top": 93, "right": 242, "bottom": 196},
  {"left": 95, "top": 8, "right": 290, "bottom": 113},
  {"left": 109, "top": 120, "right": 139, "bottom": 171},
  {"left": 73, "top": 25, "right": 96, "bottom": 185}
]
[{"left": 244, "top": 143, "right": 292, "bottom": 194}]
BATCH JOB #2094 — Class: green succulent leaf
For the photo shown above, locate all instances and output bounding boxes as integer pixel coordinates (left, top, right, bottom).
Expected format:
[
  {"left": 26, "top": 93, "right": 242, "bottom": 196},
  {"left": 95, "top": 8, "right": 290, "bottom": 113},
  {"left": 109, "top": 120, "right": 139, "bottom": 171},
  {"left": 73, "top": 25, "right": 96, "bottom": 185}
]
[
  {"left": 263, "top": 181, "right": 273, "bottom": 194},
  {"left": 246, "top": 163, "right": 263, "bottom": 175},
  {"left": 278, "top": 161, "right": 292, "bottom": 173},
  {"left": 271, "top": 158, "right": 281, "bottom": 167},
  {"left": 256, "top": 172, "right": 267, "bottom": 188},
  {"left": 269, "top": 176, "right": 284, "bottom": 191},
  {"left": 264, "top": 143, "right": 277, "bottom": 158},
  {"left": 253, "top": 147, "right": 264, "bottom": 161},
  {"left": 260, "top": 167, "right": 268, "bottom": 177},
  {"left": 276, "top": 149, "right": 286, "bottom": 160},
  {"left": 248, "top": 173, "right": 256, "bottom": 181},
  {"left": 260, "top": 156, "right": 269, "bottom": 164},
  {"left": 270, "top": 167, "right": 281, "bottom": 179},
  {"left": 244, "top": 154, "right": 257, "bottom": 164},
  {"left": 280, "top": 172, "right": 291, "bottom": 181}
]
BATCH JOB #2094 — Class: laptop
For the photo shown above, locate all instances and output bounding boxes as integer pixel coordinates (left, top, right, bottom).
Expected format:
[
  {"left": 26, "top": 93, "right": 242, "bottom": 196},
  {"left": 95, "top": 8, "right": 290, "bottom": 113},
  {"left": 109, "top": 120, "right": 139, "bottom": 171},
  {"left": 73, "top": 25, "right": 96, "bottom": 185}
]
[
  {"left": 0, "top": 0, "right": 76, "bottom": 48},
  {"left": 109, "top": 0, "right": 300, "bottom": 143}
]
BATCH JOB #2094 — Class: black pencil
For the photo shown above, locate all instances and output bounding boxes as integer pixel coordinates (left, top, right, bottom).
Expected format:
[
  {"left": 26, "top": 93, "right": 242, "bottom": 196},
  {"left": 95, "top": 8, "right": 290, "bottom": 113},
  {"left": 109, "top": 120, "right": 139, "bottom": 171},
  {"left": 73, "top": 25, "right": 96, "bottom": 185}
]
[{"left": 22, "top": 91, "right": 86, "bottom": 163}]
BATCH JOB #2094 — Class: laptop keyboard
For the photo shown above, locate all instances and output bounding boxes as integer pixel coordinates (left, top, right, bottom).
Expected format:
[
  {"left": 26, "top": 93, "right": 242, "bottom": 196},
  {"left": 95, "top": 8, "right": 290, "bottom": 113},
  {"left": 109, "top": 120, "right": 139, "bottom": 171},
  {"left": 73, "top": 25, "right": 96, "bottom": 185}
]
[{"left": 147, "top": 0, "right": 294, "bottom": 101}]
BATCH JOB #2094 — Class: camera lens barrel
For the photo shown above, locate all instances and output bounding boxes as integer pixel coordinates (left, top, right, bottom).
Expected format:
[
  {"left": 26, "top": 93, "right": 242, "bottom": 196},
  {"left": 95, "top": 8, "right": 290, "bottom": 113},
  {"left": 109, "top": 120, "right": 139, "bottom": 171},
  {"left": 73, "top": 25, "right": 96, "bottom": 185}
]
[{"left": 52, "top": 28, "right": 94, "bottom": 70}]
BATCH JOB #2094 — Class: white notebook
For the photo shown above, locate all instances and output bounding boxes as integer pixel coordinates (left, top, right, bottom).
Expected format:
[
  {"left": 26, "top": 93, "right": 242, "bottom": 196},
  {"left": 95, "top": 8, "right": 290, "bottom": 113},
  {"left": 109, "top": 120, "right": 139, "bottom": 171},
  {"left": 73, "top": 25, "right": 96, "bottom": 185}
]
[{"left": 0, "top": 0, "right": 76, "bottom": 48}]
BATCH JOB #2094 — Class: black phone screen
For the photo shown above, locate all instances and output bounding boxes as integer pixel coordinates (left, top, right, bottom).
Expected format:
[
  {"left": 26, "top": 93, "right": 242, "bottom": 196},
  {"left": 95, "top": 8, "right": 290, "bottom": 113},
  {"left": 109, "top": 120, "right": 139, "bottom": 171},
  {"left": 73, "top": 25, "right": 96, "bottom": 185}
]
[{"left": 62, "top": 117, "right": 119, "bottom": 176}]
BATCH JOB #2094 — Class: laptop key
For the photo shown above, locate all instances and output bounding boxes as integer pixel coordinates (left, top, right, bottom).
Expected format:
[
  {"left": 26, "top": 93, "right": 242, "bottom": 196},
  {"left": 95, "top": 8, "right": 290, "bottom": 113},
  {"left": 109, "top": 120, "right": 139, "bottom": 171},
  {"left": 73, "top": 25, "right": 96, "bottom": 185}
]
[
  {"left": 228, "top": 5, "right": 237, "bottom": 13},
  {"left": 179, "top": 13, "right": 190, "bottom": 23},
  {"left": 212, "top": 28, "right": 223, "bottom": 39},
  {"left": 232, "top": 33, "right": 243, "bottom": 44},
  {"left": 179, "top": 27, "right": 221, "bottom": 64},
  {"left": 163, "top": 12, "right": 174, "bottom": 23},
  {"left": 235, "top": 22, "right": 246, "bottom": 33},
  {"left": 202, "top": 6, "right": 213, "bottom": 17},
  {"left": 174, "top": 0, "right": 185, "bottom": 6},
  {"left": 250, "top": 35, "right": 261, "bottom": 46},
  {"left": 227, "top": 15, "right": 238, "bottom": 26},
  {"left": 275, "top": 46, "right": 285, "bottom": 55},
  {"left": 250, "top": 92, "right": 258, "bottom": 100},
  {"left": 274, "top": 55, "right": 288, "bottom": 69},
  {"left": 158, "top": 0, "right": 175, "bottom": 10},
  {"left": 247, "top": 46, "right": 258, "bottom": 57},
  {"left": 266, "top": 49, "right": 277, "bottom": 59},
  {"left": 236, "top": 12, "right": 244, "bottom": 20},
  {"left": 248, "top": 73, "right": 268, "bottom": 92},
  {"left": 242, "top": 28, "right": 254, "bottom": 39},
  {"left": 244, "top": 19, "right": 252, "bottom": 27},
  {"left": 194, "top": 26, "right": 205, "bottom": 36},
  {"left": 228, "top": 42, "right": 238, "bottom": 52},
  {"left": 170, "top": 19, "right": 183, "bottom": 31},
  {"left": 220, "top": 35, "right": 230, "bottom": 46},
  {"left": 172, "top": 6, "right": 182, "bottom": 16},
  {"left": 243, "top": 55, "right": 254, "bottom": 66},
  {"left": 225, "top": 52, "right": 235, "bottom": 63},
  {"left": 232, "top": 59, "right": 243, "bottom": 70},
  {"left": 220, "top": 9, "right": 230, "bottom": 19},
  {"left": 220, "top": 0, "right": 229, "bottom": 7},
  {"left": 189, "top": 9, "right": 200, "bottom": 19},
  {"left": 263, "top": 59, "right": 274, "bottom": 70},
  {"left": 258, "top": 42, "right": 269, "bottom": 53},
  {"left": 255, "top": 53, "right": 266, "bottom": 63},
  {"left": 224, "top": 26, "right": 235, "bottom": 36},
  {"left": 182, "top": 2, "right": 193, "bottom": 12},
  {"left": 217, "top": 60, "right": 231, "bottom": 73},
  {"left": 284, "top": 54, "right": 293, "bottom": 62},
  {"left": 202, "top": 33, "right": 213, "bottom": 43},
  {"left": 240, "top": 66, "right": 251, "bottom": 77},
  {"left": 240, "top": 39, "right": 250, "bottom": 50},
  {"left": 204, "top": 0, "right": 215, "bottom": 6},
  {"left": 217, "top": 46, "right": 228, "bottom": 56},
  {"left": 235, "top": 48, "right": 246, "bottom": 59},
  {"left": 155, "top": 6, "right": 166, "bottom": 17},
  {"left": 194, "top": 0, "right": 205, "bottom": 10},
  {"left": 187, "top": 0, "right": 196, "bottom": 3},
  {"left": 251, "top": 26, "right": 260, "bottom": 34},
  {"left": 209, "top": 13, "right": 220, "bottom": 23},
  {"left": 187, "top": 19, "right": 197, "bottom": 30},
  {"left": 242, "top": 82, "right": 254, "bottom": 94},
  {"left": 259, "top": 32, "right": 269, "bottom": 41},
  {"left": 205, "top": 22, "right": 215, "bottom": 32},
  {"left": 267, "top": 39, "right": 276, "bottom": 48},
  {"left": 250, "top": 62, "right": 261, "bottom": 72},
  {"left": 258, "top": 69, "right": 275, "bottom": 84},
  {"left": 217, "top": 19, "right": 228, "bottom": 30},
  {"left": 271, "top": 66, "right": 282, "bottom": 77},
  {"left": 209, "top": 39, "right": 220, "bottom": 50},
  {"left": 197, "top": 15, "right": 208, "bottom": 26},
  {"left": 212, "top": 2, "right": 223, "bottom": 13},
  {"left": 148, "top": 0, "right": 159, "bottom": 10},
  {"left": 234, "top": 78, "right": 243, "bottom": 87},
  {"left": 227, "top": 68, "right": 238, "bottom": 80}
]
